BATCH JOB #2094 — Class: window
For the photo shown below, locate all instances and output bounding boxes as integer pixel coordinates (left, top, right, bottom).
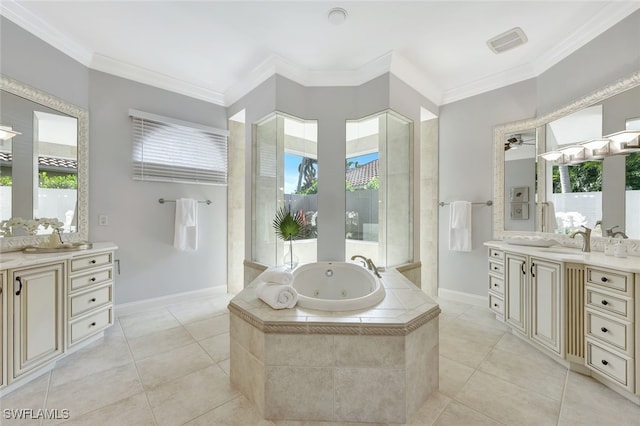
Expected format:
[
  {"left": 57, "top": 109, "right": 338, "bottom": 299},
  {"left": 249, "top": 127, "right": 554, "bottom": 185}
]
[{"left": 130, "top": 109, "right": 228, "bottom": 185}]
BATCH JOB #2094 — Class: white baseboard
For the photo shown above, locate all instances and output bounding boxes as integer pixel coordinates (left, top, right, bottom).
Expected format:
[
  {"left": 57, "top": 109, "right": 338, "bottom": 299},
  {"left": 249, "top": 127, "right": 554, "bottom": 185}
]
[
  {"left": 115, "top": 286, "right": 229, "bottom": 317},
  {"left": 437, "top": 288, "right": 487, "bottom": 307}
]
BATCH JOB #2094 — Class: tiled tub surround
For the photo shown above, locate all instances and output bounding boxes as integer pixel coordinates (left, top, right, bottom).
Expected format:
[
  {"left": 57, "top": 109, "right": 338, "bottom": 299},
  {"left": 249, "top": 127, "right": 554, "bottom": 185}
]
[{"left": 228, "top": 268, "right": 440, "bottom": 423}]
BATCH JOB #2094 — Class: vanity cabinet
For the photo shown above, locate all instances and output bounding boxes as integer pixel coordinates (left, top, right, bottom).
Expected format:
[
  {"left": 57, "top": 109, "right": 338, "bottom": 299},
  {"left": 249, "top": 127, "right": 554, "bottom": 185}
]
[
  {"left": 0, "top": 243, "right": 117, "bottom": 396},
  {"left": 67, "top": 252, "right": 114, "bottom": 347},
  {"left": 502, "top": 251, "right": 563, "bottom": 355},
  {"left": 584, "top": 266, "right": 635, "bottom": 393},
  {"left": 487, "top": 249, "right": 505, "bottom": 318},
  {"left": 10, "top": 262, "right": 65, "bottom": 379},
  {"left": 1, "top": 271, "right": 6, "bottom": 390}
]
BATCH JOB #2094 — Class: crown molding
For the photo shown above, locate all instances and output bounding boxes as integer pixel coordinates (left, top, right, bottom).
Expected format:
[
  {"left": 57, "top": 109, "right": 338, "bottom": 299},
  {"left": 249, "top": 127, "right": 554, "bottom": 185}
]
[
  {"left": 533, "top": 2, "right": 640, "bottom": 76},
  {"left": 0, "top": 0, "right": 93, "bottom": 66},
  {"left": 90, "top": 54, "right": 225, "bottom": 105}
]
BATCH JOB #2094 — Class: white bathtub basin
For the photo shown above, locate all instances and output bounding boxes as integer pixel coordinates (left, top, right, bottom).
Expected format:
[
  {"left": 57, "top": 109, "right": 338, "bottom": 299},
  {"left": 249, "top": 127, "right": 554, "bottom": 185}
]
[{"left": 292, "top": 261, "right": 385, "bottom": 311}]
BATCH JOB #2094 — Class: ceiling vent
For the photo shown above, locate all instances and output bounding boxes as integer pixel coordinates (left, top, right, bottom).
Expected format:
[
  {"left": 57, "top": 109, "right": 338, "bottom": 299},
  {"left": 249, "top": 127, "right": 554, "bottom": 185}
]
[{"left": 487, "top": 27, "right": 528, "bottom": 54}]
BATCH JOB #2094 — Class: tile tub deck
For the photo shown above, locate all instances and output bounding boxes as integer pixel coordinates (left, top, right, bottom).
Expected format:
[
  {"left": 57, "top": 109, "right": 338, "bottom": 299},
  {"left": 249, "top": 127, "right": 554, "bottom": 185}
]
[{"left": 228, "top": 267, "right": 441, "bottom": 423}]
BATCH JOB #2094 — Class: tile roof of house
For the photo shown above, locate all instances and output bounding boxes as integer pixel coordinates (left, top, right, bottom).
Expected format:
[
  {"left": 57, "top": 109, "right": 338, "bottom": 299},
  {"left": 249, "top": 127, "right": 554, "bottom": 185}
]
[
  {"left": 346, "top": 159, "right": 378, "bottom": 189},
  {"left": 0, "top": 152, "right": 77, "bottom": 169}
]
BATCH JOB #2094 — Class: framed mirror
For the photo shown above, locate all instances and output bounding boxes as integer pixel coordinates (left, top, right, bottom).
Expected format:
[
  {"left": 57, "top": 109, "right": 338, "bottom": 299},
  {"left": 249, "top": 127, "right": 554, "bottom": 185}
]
[
  {"left": 0, "top": 75, "right": 88, "bottom": 251},
  {"left": 494, "top": 70, "right": 640, "bottom": 252}
]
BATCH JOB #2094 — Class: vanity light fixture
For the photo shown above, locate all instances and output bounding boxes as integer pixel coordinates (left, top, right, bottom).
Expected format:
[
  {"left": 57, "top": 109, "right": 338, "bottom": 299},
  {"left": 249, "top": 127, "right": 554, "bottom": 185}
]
[
  {"left": 0, "top": 126, "right": 21, "bottom": 141},
  {"left": 604, "top": 129, "right": 640, "bottom": 154},
  {"left": 581, "top": 138, "right": 610, "bottom": 159},
  {"left": 538, "top": 151, "right": 565, "bottom": 162}
]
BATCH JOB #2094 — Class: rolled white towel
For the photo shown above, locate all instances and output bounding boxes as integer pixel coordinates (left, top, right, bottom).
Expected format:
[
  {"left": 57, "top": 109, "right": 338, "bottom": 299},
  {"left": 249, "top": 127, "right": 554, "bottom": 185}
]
[
  {"left": 259, "top": 270, "right": 293, "bottom": 285},
  {"left": 255, "top": 281, "right": 298, "bottom": 309}
]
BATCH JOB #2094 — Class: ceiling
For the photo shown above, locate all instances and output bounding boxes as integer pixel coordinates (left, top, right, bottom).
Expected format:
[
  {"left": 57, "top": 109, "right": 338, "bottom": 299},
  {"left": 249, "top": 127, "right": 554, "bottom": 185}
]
[{"left": 2, "top": 1, "right": 639, "bottom": 107}]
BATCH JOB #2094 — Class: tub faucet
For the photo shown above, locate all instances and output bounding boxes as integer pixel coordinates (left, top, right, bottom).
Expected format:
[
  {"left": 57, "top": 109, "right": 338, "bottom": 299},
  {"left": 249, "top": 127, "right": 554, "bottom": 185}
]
[
  {"left": 350, "top": 255, "right": 382, "bottom": 278},
  {"left": 605, "top": 225, "right": 628, "bottom": 239},
  {"left": 570, "top": 225, "right": 591, "bottom": 252}
]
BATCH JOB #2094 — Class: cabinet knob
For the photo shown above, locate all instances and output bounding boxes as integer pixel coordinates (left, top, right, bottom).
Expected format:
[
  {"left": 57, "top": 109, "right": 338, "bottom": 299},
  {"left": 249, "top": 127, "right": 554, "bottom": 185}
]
[
  {"left": 90, "top": 298, "right": 97, "bottom": 302},
  {"left": 90, "top": 322, "right": 96, "bottom": 327},
  {"left": 600, "top": 327, "right": 608, "bottom": 333},
  {"left": 601, "top": 360, "right": 609, "bottom": 366},
  {"left": 601, "top": 277, "right": 609, "bottom": 282},
  {"left": 493, "top": 303, "right": 498, "bottom": 307},
  {"left": 494, "top": 283, "right": 498, "bottom": 287},
  {"left": 90, "top": 277, "right": 96, "bottom": 282},
  {"left": 90, "top": 259, "right": 97, "bottom": 264},
  {"left": 601, "top": 300, "right": 609, "bottom": 306},
  {"left": 15, "top": 276, "right": 23, "bottom": 296}
]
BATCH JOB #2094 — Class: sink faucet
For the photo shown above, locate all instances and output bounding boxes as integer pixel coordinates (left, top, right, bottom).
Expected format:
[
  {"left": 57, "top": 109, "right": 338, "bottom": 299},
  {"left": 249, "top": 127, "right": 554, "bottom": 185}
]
[
  {"left": 350, "top": 255, "right": 382, "bottom": 278},
  {"left": 570, "top": 226, "right": 591, "bottom": 252},
  {"left": 605, "top": 225, "right": 628, "bottom": 239}
]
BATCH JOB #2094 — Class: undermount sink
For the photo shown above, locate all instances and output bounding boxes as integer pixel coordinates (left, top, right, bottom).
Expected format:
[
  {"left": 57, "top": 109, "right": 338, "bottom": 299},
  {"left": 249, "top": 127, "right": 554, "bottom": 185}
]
[{"left": 23, "top": 242, "right": 93, "bottom": 253}]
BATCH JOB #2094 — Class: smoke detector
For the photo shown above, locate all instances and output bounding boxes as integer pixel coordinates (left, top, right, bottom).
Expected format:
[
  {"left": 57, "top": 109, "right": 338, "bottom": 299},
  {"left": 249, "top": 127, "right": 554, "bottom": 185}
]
[
  {"left": 487, "top": 27, "right": 528, "bottom": 54},
  {"left": 328, "top": 7, "right": 348, "bottom": 25}
]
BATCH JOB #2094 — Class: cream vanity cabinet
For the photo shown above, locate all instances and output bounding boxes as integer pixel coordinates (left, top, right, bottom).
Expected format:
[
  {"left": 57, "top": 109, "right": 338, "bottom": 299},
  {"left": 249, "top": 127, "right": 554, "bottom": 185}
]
[
  {"left": 9, "top": 262, "right": 65, "bottom": 379},
  {"left": 0, "top": 243, "right": 116, "bottom": 394},
  {"left": 502, "top": 251, "right": 563, "bottom": 355}
]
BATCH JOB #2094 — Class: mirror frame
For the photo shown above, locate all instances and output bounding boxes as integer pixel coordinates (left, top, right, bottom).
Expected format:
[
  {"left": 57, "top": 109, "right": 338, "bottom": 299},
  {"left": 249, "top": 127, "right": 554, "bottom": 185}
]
[
  {"left": 494, "top": 70, "right": 640, "bottom": 253},
  {"left": 0, "top": 74, "right": 89, "bottom": 251}
]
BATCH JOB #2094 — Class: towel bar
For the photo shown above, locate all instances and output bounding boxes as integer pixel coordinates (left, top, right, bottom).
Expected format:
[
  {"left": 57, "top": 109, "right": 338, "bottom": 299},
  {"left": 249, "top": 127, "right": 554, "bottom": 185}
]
[
  {"left": 158, "top": 198, "right": 212, "bottom": 205},
  {"left": 439, "top": 200, "right": 492, "bottom": 207}
]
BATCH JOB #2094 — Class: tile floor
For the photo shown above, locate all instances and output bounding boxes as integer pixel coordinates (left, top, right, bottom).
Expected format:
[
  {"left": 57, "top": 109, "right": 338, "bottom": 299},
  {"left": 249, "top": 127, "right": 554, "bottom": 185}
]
[{"left": 2, "top": 294, "right": 640, "bottom": 425}]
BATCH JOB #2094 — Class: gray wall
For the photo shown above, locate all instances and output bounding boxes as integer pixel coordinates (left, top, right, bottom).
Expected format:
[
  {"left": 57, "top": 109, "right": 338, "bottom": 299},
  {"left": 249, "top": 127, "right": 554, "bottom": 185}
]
[
  {"left": 89, "top": 71, "right": 229, "bottom": 304},
  {"left": 438, "top": 79, "right": 537, "bottom": 297}
]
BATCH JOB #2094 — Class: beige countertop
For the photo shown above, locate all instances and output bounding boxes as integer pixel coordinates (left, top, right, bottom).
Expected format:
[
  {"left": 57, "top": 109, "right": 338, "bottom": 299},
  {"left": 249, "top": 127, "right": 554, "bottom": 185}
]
[
  {"left": 0, "top": 241, "right": 118, "bottom": 270},
  {"left": 485, "top": 240, "right": 640, "bottom": 273}
]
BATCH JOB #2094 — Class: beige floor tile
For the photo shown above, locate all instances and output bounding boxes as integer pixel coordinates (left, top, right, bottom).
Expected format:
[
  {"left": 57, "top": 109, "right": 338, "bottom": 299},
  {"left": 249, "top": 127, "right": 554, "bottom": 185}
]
[
  {"left": 50, "top": 335, "right": 133, "bottom": 387},
  {"left": 49, "top": 392, "right": 155, "bottom": 426},
  {"left": 126, "top": 325, "right": 196, "bottom": 361},
  {"left": 199, "top": 332, "right": 231, "bottom": 362},
  {"left": 432, "top": 298, "right": 473, "bottom": 317},
  {"left": 433, "top": 401, "right": 503, "bottom": 426},
  {"left": 439, "top": 334, "right": 494, "bottom": 368},
  {"left": 167, "top": 297, "right": 231, "bottom": 324},
  {"left": 146, "top": 364, "right": 239, "bottom": 426},
  {"left": 45, "top": 363, "right": 143, "bottom": 423},
  {"left": 136, "top": 342, "right": 214, "bottom": 389},
  {"left": 439, "top": 316, "right": 505, "bottom": 347},
  {"left": 218, "top": 358, "right": 231, "bottom": 375},
  {"left": 273, "top": 422, "right": 383, "bottom": 426},
  {"left": 0, "top": 373, "right": 50, "bottom": 425},
  {"left": 558, "top": 371, "right": 640, "bottom": 426},
  {"left": 457, "top": 306, "right": 511, "bottom": 332},
  {"left": 184, "top": 313, "right": 230, "bottom": 341},
  {"left": 478, "top": 347, "right": 567, "bottom": 401},
  {"left": 119, "top": 309, "right": 182, "bottom": 339},
  {"left": 455, "top": 370, "right": 560, "bottom": 426},
  {"left": 438, "top": 356, "right": 475, "bottom": 398},
  {"left": 183, "top": 395, "right": 272, "bottom": 426},
  {"left": 395, "top": 391, "right": 451, "bottom": 426}
]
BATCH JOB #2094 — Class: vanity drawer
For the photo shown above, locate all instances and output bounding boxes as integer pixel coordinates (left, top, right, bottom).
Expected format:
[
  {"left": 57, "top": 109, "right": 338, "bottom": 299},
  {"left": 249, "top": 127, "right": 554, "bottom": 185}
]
[
  {"left": 585, "top": 309, "right": 633, "bottom": 355},
  {"left": 586, "top": 287, "right": 632, "bottom": 320},
  {"left": 69, "top": 285, "right": 112, "bottom": 318},
  {"left": 69, "top": 267, "right": 113, "bottom": 291},
  {"left": 586, "top": 267, "right": 632, "bottom": 296},
  {"left": 70, "top": 252, "right": 113, "bottom": 273},
  {"left": 489, "top": 249, "right": 504, "bottom": 261},
  {"left": 586, "top": 339, "right": 633, "bottom": 391},
  {"left": 489, "top": 261, "right": 504, "bottom": 275},
  {"left": 489, "top": 293, "right": 504, "bottom": 317},
  {"left": 489, "top": 275, "right": 504, "bottom": 295},
  {"left": 69, "top": 307, "right": 113, "bottom": 346}
]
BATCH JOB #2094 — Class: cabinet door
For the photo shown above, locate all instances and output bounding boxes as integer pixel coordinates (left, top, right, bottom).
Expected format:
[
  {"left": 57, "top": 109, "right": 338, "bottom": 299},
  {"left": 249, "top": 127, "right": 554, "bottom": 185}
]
[
  {"left": 11, "top": 263, "right": 64, "bottom": 378},
  {"left": 505, "top": 253, "right": 527, "bottom": 333},
  {"left": 530, "top": 258, "right": 562, "bottom": 354},
  {"left": 1, "top": 271, "right": 6, "bottom": 389}
]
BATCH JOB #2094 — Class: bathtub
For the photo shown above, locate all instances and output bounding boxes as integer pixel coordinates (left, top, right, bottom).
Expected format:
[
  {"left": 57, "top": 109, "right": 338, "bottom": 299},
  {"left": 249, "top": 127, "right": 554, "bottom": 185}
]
[{"left": 292, "top": 261, "right": 385, "bottom": 311}]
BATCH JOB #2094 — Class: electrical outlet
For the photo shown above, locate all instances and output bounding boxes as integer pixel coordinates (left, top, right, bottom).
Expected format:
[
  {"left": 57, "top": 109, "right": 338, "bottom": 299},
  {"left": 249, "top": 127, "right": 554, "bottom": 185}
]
[{"left": 98, "top": 215, "right": 109, "bottom": 226}]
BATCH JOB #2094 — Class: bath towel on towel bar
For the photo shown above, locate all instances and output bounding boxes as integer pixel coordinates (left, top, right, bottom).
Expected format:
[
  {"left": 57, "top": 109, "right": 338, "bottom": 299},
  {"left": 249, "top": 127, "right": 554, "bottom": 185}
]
[
  {"left": 449, "top": 200, "right": 472, "bottom": 252},
  {"left": 174, "top": 198, "right": 198, "bottom": 251}
]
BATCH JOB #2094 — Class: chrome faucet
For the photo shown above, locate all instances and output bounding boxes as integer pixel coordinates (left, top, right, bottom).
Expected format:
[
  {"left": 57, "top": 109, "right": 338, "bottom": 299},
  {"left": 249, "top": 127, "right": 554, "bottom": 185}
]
[
  {"left": 350, "top": 255, "right": 382, "bottom": 278},
  {"left": 570, "top": 225, "right": 591, "bottom": 252},
  {"left": 605, "top": 225, "right": 628, "bottom": 239}
]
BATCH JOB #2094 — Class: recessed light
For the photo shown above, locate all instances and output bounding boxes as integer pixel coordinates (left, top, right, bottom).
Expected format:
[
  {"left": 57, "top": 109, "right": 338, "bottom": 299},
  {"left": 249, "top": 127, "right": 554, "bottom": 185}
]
[{"left": 328, "top": 7, "right": 347, "bottom": 26}]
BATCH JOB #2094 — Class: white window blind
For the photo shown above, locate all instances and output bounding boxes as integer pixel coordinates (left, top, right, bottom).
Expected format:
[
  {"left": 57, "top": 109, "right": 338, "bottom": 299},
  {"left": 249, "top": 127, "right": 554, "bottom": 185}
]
[{"left": 130, "top": 109, "right": 228, "bottom": 185}]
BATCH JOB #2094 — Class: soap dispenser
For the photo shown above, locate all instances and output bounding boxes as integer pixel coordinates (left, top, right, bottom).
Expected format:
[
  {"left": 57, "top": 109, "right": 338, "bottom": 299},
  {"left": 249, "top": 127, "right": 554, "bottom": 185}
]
[
  {"left": 604, "top": 238, "right": 615, "bottom": 256},
  {"left": 614, "top": 240, "right": 627, "bottom": 258}
]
